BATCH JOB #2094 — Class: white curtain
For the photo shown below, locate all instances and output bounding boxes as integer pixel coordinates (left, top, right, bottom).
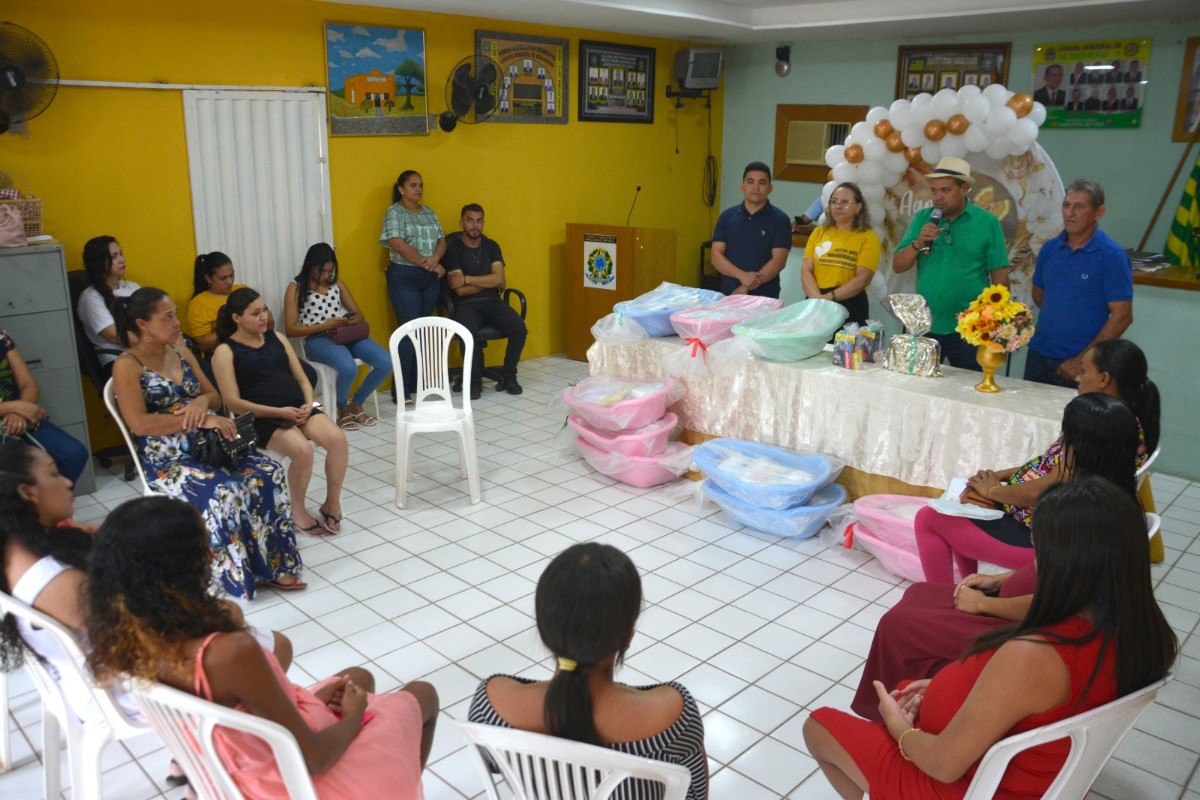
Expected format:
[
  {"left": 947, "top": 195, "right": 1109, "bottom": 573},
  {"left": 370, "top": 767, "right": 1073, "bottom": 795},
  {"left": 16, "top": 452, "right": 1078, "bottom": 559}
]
[{"left": 182, "top": 89, "right": 332, "bottom": 323}]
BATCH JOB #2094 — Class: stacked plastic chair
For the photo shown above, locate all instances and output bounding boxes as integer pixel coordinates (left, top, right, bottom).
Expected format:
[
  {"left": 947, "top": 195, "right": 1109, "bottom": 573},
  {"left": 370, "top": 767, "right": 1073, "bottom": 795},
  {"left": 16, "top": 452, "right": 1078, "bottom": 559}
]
[
  {"left": 564, "top": 376, "right": 692, "bottom": 488},
  {"left": 694, "top": 438, "right": 847, "bottom": 538}
]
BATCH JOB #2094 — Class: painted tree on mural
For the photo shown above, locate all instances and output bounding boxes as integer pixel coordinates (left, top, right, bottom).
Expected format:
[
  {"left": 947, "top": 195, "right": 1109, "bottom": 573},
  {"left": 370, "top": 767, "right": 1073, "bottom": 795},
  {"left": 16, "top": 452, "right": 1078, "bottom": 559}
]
[{"left": 394, "top": 60, "right": 425, "bottom": 111}]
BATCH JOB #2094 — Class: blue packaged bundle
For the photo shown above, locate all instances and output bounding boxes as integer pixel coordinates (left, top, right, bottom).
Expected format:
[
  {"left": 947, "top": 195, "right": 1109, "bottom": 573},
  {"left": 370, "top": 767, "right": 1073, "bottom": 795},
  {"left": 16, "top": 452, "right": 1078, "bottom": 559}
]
[
  {"left": 693, "top": 438, "right": 838, "bottom": 509},
  {"left": 704, "top": 479, "right": 848, "bottom": 539},
  {"left": 613, "top": 282, "right": 724, "bottom": 338}
]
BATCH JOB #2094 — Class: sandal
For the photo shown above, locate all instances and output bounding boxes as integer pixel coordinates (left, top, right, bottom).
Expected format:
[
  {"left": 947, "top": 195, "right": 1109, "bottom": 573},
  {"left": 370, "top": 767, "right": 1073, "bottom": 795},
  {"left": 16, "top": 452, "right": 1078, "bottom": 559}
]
[
  {"left": 348, "top": 403, "right": 377, "bottom": 427},
  {"left": 318, "top": 505, "right": 342, "bottom": 534},
  {"left": 264, "top": 575, "right": 307, "bottom": 591},
  {"left": 295, "top": 519, "right": 327, "bottom": 536},
  {"left": 404, "top": 398, "right": 416, "bottom": 411},
  {"left": 166, "top": 760, "right": 188, "bottom": 788},
  {"left": 336, "top": 411, "right": 360, "bottom": 431}
]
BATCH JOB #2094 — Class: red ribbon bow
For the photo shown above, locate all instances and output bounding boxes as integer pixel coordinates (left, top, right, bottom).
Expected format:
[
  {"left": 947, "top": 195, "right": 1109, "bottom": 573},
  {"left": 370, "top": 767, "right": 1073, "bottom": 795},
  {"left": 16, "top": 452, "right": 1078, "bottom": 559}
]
[{"left": 684, "top": 337, "right": 708, "bottom": 359}]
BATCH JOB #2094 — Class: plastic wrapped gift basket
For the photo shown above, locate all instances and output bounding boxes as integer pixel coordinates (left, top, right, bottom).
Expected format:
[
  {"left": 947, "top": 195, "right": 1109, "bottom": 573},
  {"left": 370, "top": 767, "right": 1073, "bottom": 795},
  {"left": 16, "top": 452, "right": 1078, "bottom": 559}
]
[
  {"left": 730, "top": 298, "right": 849, "bottom": 362},
  {"left": 669, "top": 295, "right": 783, "bottom": 343},
  {"left": 849, "top": 494, "right": 930, "bottom": 583},
  {"left": 693, "top": 439, "right": 839, "bottom": 509},
  {"left": 704, "top": 479, "right": 847, "bottom": 539},
  {"left": 567, "top": 412, "right": 679, "bottom": 458},
  {"left": 575, "top": 438, "right": 694, "bottom": 489},
  {"left": 561, "top": 376, "right": 683, "bottom": 432},
  {"left": 612, "top": 282, "right": 724, "bottom": 338}
]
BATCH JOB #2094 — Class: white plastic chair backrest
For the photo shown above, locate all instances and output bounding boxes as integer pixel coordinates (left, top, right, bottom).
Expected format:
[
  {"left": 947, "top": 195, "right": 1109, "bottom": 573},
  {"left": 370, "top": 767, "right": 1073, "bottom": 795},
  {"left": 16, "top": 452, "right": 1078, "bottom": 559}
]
[
  {"left": 1146, "top": 512, "right": 1161, "bottom": 541},
  {"left": 455, "top": 721, "right": 692, "bottom": 800},
  {"left": 962, "top": 675, "right": 1170, "bottom": 799},
  {"left": 389, "top": 317, "right": 474, "bottom": 412},
  {"left": 131, "top": 681, "right": 319, "bottom": 800},
  {"left": 1136, "top": 445, "right": 1160, "bottom": 489},
  {"left": 102, "top": 378, "right": 164, "bottom": 497},
  {"left": 0, "top": 589, "right": 144, "bottom": 737}
]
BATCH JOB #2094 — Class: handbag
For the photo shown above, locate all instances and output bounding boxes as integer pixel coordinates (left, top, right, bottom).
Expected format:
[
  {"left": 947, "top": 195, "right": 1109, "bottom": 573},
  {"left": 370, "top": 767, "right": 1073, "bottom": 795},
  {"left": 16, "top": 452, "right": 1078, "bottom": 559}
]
[
  {"left": 328, "top": 320, "right": 369, "bottom": 345},
  {"left": 0, "top": 205, "right": 27, "bottom": 248},
  {"left": 190, "top": 412, "right": 258, "bottom": 470}
]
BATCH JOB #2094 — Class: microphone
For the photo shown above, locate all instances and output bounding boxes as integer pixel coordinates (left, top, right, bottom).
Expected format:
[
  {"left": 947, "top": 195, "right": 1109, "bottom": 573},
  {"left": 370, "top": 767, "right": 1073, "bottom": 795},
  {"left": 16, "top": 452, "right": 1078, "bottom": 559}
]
[
  {"left": 922, "top": 208, "right": 944, "bottom": 254},
  {"left": 626, "top": 185, "right": 642, "bottom": 227}
]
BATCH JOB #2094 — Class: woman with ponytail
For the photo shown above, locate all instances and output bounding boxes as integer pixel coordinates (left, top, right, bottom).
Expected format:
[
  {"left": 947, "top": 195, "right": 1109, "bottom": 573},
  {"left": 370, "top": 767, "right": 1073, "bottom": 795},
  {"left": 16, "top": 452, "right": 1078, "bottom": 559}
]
[
  {"left": 77, "top": 236, "right": 142, "bottom": 378},
  {"left": 186, "top": 251, "right": 245, "bottom": 354},
  {"left": 468, "top": 543, "right": 708, "bottom": 799}
]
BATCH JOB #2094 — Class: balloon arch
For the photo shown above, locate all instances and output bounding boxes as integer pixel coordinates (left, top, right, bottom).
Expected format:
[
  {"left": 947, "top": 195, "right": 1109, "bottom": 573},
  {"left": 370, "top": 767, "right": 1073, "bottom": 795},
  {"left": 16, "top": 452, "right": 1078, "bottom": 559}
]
[{"left": 820, "top": 84, "right": 1066, "bottom": 306}]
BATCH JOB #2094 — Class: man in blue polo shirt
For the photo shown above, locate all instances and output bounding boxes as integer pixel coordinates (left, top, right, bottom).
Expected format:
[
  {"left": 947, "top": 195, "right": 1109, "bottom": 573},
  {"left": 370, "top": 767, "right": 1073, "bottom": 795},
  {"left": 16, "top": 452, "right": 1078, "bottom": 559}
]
[
  {"left": 711, "top": 161, "right": 792, "bottom": 298},
  {"left": 1024, "top": 179, "right": 1132, "bottom": 387}
]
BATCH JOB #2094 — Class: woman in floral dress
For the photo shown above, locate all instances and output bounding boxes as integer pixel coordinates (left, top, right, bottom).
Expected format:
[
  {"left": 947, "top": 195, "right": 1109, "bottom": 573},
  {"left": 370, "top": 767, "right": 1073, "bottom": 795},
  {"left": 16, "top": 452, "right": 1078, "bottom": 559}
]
[{"left": 110, "top": 287, "right": 304, "bottom": 598}]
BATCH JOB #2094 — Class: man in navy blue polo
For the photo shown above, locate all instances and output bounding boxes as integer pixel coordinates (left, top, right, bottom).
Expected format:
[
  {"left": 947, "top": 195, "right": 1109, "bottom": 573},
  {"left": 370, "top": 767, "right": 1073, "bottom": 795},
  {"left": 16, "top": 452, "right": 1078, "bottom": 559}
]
[
  {"left": 1024, "top": 179, "right": 1132, "bottom": 387},
  {"left": 711, "top": 162, "right": 793, "bottom": 298}
]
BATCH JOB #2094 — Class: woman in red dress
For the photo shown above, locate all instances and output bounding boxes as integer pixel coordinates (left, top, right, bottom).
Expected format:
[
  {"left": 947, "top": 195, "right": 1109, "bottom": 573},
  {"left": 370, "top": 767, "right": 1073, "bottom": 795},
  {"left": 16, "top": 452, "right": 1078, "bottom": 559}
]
[{"left": 804, "top": 476, "right": 1176, "bottom": 799}]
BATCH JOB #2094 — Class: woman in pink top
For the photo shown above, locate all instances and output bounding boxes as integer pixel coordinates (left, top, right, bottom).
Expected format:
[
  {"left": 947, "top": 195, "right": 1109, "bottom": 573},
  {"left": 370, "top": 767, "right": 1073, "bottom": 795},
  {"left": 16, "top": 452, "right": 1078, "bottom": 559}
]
[{"left": 86, "top": 496, "right": 439, "bottom": 800}]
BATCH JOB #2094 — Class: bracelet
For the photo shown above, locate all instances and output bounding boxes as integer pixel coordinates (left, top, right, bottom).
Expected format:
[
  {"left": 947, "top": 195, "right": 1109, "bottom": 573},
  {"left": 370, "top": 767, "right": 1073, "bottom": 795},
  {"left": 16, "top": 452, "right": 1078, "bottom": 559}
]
[
  {"left": 911, "top": 241, "right": 920, "bottom": 251},
  {"left": 987, "top": 484, "right": 1002, "bottom": 499},
  {"left": 897, "top": 727, "right": 921, "bottom": 761}
]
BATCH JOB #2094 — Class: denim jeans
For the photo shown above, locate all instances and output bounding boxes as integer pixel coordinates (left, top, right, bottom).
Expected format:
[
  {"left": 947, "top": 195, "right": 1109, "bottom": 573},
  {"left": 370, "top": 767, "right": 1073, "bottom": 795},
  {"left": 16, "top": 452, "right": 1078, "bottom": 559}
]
[
  {"left": 386, "top": 264, "right": 441, "bottom": 396},
  {"left": 1023, "top": 348, "right": 1077, "bottom": 388},
  {"left": 3, "top": 419, "right": 90, "bottom": 483},
  {"left": 303, "top": 334, "right": 394, "bottom": 409}
]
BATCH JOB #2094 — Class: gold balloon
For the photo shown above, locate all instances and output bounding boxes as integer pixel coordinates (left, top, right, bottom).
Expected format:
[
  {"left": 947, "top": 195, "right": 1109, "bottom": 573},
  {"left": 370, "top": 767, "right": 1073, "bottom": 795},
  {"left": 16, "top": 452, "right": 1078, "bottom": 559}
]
[
  {"left": 874, "top": 120, "right": 894, "bottom": 139},
  {"left": 904, "top": 146, "right": 923, "bottom": 165},
  {"left": 885, "top": 131, "right": 905, "bottom": 152},
  {"left": 924, "top": 119, "right": 947, "bottom": 142},
  {"left": 946, "top": 114, "right": 969, "bottom": 135},
  {"left": 844, "top": 144, "right": 864, "bottom": 164},
  {"left": 1006, "top": 92, "right": 1034, "bottom": 117},
  {"left": 827, "top": 169, "right": 834, "bottom": 182}
]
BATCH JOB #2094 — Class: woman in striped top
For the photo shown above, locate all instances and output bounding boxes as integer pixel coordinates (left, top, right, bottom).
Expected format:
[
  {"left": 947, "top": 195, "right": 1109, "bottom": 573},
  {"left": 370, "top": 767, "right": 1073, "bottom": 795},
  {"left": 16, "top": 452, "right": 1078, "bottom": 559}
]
[{"left": 468, "top": 542, "right": 708, "bottom": 799}]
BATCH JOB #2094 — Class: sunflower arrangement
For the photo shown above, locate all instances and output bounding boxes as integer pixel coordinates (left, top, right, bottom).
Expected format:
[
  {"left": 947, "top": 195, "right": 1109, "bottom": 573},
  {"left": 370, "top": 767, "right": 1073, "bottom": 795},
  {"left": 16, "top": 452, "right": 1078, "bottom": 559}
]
[{"left": 956, "top": 284, "right": 1036, "bottom": 354}]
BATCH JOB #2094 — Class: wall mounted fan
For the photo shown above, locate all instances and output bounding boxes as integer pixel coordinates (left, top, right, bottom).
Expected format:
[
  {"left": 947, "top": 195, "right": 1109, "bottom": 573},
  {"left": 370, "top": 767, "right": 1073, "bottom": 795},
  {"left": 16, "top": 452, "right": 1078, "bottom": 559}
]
[
  {"left": 438, "top": 54, "right": 499, "bottom": 132},
  {"left": 0, "top": 22, "right": 59, "bottom": 135}
]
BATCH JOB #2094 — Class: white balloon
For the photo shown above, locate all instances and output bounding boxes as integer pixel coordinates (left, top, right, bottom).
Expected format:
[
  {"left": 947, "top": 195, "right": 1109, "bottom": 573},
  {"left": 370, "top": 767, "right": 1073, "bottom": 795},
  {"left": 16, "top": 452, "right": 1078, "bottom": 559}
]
[
  {"left": 825, "top": 145, "right": 845, "bottom": 168},
  {"left": 1028, "top": 102, "right": 1047, "bottom": 127},
  {"left": 940, "top": 133, "right": 968, "bottom": 159},
  {"left": 889, "top": 99, "right": 913, "bottom": 130},
  {"left": 985, "top": 139, "right": 1011, "bottom": 160},
  {"left": 963, "top": 95, "right": 991, "bottom": 124},
  {"left": 866, "top": 106, "right": 889, "bottom": 124},
  {"left": 868, "top": 207, "right": 885, "bottom": 228},
  {"left": 858, "top": 160, "right": 884, "bottom": 185},
  {"left": 986, "top": 105, "right": 1017, "bottom": 134},
  {"left": 1008, "top": 139, "right": 1029, "bottom": 156},
  {"left": 932, "top": 89, "right": 960, "bottom": 119},
  {"left": 885, "top": 151, "right": 909, "bottom": 174},
  {"left": 912, "top": 92, "right": 933, "bottom": 105},
  {"left": 863, "top": 137, "right": 888, "bottom": 163},
  {"left": 963, "top": 125, "right": 990, "bottom": 153},
  {"left": 822, "top": 180, "right": 838, "bottom": 205},
  {"left": 900, "top": 124, "right": 927, "bottom": 148},
  {"left": 957, "top": 83, "right": 982, "bottom": 101},
  {"left": 851, "top": 121, "right": 871, "bottom": 140},
  {"left": 844, "top": 131, "right": 861, "bottom": 147},
  {"left": 1010, "top": 117, "right": 1038, "bottom": 147},
  {"left": 832, "top": 161, "right": 858, "bottom": 183},
  {"left": 910, "top": 103, "right": 936, "bottom": 128},
  {"left": 861, "top": 183, "right": 885, "bottom": 204},
  {"left": 983, "top": 82, "right": 1009, "bottom": 105},
  {"left": 921, "top": 139, "right": 942, "bottom": 164}
]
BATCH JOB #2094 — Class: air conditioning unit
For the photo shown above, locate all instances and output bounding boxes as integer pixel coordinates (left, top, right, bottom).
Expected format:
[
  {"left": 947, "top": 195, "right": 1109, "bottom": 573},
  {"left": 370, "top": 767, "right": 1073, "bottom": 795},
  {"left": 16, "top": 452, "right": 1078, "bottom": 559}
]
[{"left": 785, "top": 120, "right": 850, "bottom": 166}]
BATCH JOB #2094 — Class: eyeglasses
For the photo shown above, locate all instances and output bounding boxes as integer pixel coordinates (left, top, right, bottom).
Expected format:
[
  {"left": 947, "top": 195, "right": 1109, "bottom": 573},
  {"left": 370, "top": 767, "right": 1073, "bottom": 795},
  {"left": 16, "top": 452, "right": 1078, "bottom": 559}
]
[{"left": 828, "top": 199, "right": 858, "bottom": 208}]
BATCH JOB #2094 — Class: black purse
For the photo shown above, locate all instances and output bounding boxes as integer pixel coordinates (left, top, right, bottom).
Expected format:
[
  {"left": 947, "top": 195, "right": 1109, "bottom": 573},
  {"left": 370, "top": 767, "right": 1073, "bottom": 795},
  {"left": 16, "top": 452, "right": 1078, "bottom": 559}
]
[{"left": 190, "top": 412, "right": 258, "bottom": 470}]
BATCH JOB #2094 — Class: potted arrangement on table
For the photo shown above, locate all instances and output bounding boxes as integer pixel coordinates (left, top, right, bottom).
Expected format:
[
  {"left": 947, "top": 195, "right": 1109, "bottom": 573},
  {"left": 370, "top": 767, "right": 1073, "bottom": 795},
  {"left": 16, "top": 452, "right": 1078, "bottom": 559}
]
[{"left": 955, "top": 285, "right": 1036, "bottom": 393}]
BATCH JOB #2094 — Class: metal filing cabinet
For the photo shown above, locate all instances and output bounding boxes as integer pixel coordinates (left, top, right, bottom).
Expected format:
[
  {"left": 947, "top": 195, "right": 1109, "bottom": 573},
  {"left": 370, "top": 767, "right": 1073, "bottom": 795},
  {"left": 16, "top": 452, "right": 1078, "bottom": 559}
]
[{"left": 0, "top": 243, "right": 96, "bottom": 494}]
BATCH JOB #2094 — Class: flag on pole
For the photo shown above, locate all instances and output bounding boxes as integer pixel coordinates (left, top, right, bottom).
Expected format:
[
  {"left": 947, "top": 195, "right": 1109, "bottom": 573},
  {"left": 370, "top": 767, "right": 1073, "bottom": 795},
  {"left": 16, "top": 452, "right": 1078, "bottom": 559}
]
[{"left": 1165, "top": 150, "right": 1200, "bottom": 267}]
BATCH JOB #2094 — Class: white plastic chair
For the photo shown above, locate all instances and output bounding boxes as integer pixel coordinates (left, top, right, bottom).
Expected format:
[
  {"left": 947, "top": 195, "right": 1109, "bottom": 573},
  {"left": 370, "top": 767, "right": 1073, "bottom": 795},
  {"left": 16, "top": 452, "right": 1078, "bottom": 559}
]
[
  {"left": 289, "top": 336, "right": 380, "bottom": 420},
  {"left": 102, "top": 379, "right": 168, "bottom": 497},
  {"left": 131, "top": 681, "right": 318, "bottom": 800},
  {"left": 1135, "top": 445, "right": 1160, "bottom": 490},
  {"left": 456, "top": 721, "right": 692, "bottom": 800},
  {"left": 0, "top": 590, "right": 148, "bottom": 800},
  {"left": 389, "top": 318, "right": 481, "bottom": 508},
  {"left": 962, "top": 675, "right": 1171, "bottom": 799}
]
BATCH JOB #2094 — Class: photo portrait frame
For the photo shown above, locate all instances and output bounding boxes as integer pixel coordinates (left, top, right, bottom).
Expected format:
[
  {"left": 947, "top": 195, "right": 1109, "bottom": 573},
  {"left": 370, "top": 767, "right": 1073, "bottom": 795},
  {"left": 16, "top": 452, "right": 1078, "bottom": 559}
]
[
  {"left": 477, "top": 30, "right": 569, "bottom": 124},
  {"left": 578, "top": 40, "right": 655, "bottom": 123},
  {"left": 1174, "top": 36, "right": 1200, "bottom": 141},
  {"left": 325, "top": 22, "right": 429, "bottom": 136},
  {"left": 896, "top": 43, "right": 1010, "bottom": 101}
]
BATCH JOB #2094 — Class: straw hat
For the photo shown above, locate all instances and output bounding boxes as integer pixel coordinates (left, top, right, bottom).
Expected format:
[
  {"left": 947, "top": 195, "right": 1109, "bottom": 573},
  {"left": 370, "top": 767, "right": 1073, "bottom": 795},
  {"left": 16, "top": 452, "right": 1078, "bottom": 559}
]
[{"left": 926, "top": 156, "right": 976, "bottom": 185}]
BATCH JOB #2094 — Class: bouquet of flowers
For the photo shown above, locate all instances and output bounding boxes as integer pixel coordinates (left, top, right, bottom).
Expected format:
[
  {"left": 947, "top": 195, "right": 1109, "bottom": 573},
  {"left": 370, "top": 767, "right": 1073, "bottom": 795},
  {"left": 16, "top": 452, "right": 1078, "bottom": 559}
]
[{"left": 955, "top": 285, "right": 1036, "bottom": 354}]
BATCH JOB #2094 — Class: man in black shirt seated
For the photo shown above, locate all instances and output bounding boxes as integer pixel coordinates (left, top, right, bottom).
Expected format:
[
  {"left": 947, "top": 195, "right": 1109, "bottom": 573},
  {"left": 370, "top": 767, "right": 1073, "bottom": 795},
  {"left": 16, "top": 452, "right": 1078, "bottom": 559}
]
[{"left": 443, "top": 203, "right": 528, "bottom": 398}]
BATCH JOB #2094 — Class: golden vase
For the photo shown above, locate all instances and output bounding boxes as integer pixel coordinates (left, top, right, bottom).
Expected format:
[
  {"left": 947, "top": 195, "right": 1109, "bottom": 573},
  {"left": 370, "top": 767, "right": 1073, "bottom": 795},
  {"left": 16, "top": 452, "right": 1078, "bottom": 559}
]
[{"left": 975, "top": 346, "right": 1006, "bottom": 393}]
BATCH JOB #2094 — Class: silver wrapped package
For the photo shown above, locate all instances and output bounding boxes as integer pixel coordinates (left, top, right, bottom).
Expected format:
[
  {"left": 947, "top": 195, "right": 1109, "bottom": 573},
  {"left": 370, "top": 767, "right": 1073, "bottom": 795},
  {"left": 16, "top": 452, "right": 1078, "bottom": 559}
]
[{"left": 882, "top": 294, "right": 943, "bottom": 378}]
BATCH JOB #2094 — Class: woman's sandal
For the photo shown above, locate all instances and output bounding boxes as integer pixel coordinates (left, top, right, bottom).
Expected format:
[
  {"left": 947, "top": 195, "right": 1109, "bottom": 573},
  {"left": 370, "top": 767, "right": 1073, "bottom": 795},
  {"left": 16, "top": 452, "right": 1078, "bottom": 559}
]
[
  {"left": 166, "top": 759, "right": 188, "bottom": 787},
  {"left": 336, "top": 411, "right": 360, "bottom": 431},
  {"left": 264, "top": 575, "right": 307, "bottom": 591},
  {"left": 318, "top": 506, "right": 342, "bottom": 534},
  {"left": 353, "top": 410, "right": 378, "bottom": 427}
]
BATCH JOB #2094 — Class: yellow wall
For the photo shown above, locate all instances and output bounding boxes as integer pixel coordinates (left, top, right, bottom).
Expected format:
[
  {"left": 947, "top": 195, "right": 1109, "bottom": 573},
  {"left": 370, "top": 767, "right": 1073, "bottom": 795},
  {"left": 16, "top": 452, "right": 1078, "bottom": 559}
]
[{"left": 0, "top": 0, "right": 723, "bottom": 446}]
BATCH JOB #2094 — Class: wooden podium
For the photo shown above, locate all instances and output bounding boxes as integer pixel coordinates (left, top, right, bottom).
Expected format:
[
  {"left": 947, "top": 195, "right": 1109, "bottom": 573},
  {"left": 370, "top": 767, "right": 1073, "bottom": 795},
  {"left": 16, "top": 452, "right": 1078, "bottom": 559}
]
[{"left": 565, "top": 224, "right": 677, "bottom": 360}]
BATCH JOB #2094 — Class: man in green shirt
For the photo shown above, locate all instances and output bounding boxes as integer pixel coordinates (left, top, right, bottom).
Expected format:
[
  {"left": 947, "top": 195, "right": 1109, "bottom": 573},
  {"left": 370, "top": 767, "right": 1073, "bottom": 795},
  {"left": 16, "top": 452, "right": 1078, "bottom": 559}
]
[{"left": 894, "top": 157, "right": 1010, "bottom": 370}]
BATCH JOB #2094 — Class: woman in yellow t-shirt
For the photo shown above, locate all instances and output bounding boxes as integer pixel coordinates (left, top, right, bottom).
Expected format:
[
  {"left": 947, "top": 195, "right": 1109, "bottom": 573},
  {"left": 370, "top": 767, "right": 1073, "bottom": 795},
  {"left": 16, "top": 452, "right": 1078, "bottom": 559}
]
[
  {"left": 186, "top": 251, "right": 245, "bottom": 354},
  {"left": 801, "top": 182, "right": 880, "bottom": 326}
]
